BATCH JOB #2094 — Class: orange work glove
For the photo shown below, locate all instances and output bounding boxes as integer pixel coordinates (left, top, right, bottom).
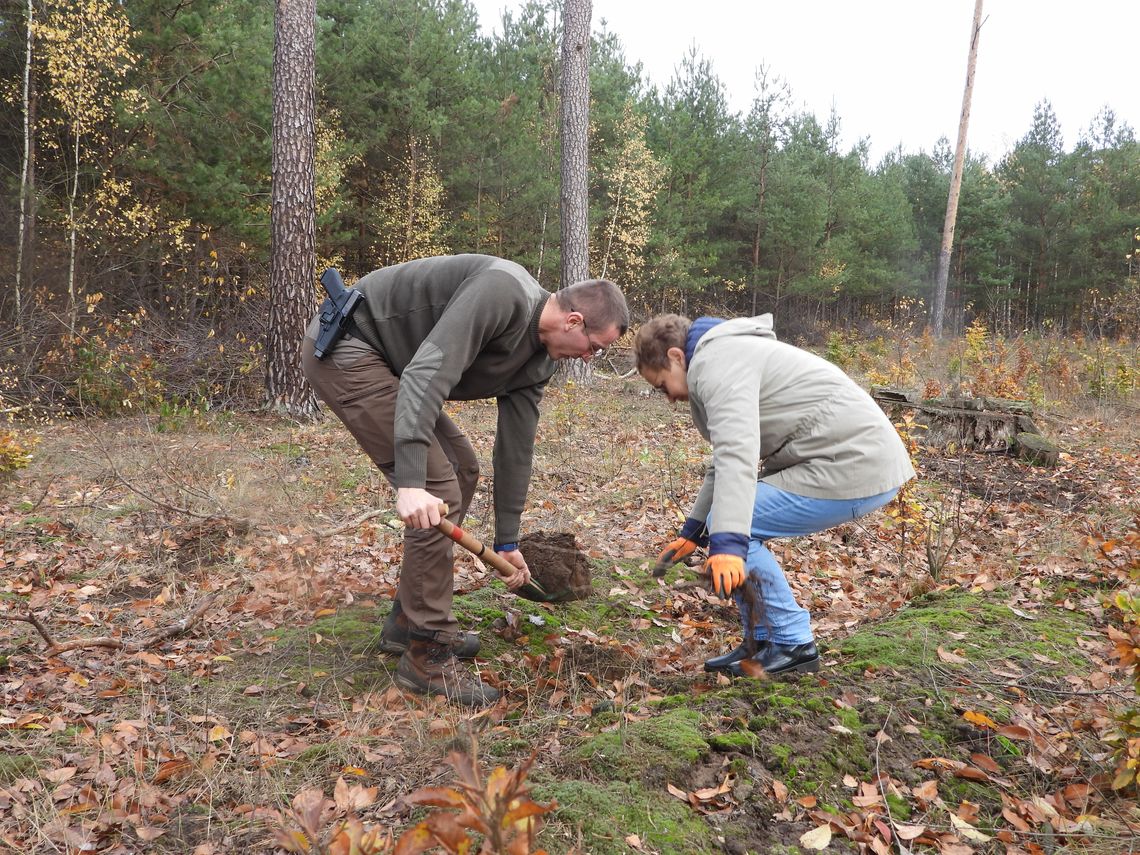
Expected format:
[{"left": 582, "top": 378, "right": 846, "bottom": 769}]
[
  {"left": 706, "top": 554, "right": 745, "bottom": 597},
  {"left": 654, "top": 537, "right": 699, "bottom": 575}
]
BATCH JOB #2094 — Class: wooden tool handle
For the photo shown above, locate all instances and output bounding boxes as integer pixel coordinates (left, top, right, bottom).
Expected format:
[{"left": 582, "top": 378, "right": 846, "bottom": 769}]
[{"left": 434, "top": 504, "right": 519, "bottom": 580}]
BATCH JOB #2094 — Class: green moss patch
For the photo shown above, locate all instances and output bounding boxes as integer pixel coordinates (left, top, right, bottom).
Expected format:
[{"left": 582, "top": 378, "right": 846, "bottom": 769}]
[
  {"left": 572, "top": 708, "right": 708, "bottom": 786},
  {"left": 537, "top": 779, "right": 717, "bottom": 855},
  {"left": 834, "top": 590, "right": 1086, "bottom": 674},
  {"left": 260, "top": 441, "right": 306, "bottom": 459},
  {"left": 708, "top": 731, "right": 761, "bottom": 753},
  {"left": 454, "top": 559, "right": 676, "bottom": 659},
  {"left": 0, "top": 753, "right": 38, "bottom": 783},
  {"left": 275, "top": 605, "right": 386, "bottom": 656},
  {"left": 255, "top": 614, "right": 396, "bottom": 696},
  {"left": 663, "top": 587, "right": 1106, "bottom": 847}
]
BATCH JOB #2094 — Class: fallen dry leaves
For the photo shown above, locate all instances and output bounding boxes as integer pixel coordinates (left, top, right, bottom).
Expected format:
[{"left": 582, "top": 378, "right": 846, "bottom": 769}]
[{"left": 0, "top": 391, "right": 1137, "bottom": 853}]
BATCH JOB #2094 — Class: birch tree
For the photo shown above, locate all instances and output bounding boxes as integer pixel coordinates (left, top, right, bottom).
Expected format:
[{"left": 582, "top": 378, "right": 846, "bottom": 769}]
[
  {"left": 371, "top": 136, "right": 449, "bottom": 267},
  {"left": 37, "top": 0, "right": 137, "bottom": 335},
  {"left": 594, "top": 103, "right": 663, "bottom": 304}
]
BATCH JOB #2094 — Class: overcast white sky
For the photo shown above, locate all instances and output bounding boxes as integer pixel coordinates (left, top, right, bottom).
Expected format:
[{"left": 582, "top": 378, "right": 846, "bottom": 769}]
[{"left": 469, "top": 0, "right": 1137, "bottom": 166}]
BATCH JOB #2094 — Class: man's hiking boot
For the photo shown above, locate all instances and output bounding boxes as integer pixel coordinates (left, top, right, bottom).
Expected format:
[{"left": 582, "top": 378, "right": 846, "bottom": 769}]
[
  {"left": 727, "top": 641, "right": 820, "bottom": 677},
  {"left": 380, "top": 600, "right": 480, "bottom": 658},
  {"left": 395, "top": 634, "right": 500, "bottom": 707},
  {"left": 704, "top": 639, "right": 769, "bottom": 672}
]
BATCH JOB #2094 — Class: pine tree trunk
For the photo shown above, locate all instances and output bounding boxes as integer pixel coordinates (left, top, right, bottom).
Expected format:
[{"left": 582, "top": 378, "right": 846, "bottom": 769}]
[
  {"left": 560, "top": 0, "right": 591, "bottom": 382},
  {"left": 537, "top": 208, "right": 547, "bottom": 283},
  {"left": 267, "top": 0, "right": 319, "bottom": 417},
  {"left": 932, "top": 0, "right": 983, "bottom": 337},
  {"left": 559, "top": 0, "right": 590, "bottom": 289}
]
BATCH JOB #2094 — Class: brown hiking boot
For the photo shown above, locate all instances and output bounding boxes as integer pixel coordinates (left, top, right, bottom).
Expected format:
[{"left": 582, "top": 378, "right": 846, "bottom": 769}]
[
  {"left": 395, "top": 633, "right": 500, "bottom": 707},
  {"left": 379, "top": 600, "right": 480, "bottom": 658}
]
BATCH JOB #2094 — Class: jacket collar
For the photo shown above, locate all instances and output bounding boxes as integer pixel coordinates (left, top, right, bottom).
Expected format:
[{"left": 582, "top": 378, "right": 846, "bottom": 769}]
[{"left": 685, "top": 316, "right": 725, "bottom": 365}]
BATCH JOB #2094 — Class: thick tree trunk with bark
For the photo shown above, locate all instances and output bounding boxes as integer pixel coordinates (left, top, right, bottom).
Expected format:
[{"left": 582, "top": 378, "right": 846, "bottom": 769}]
[
  {"left": 560, "top": 0, "right": 591, "bottom": 382},
  {"left": 267, "top": 0, "right": 319, "bottom": 417},
  {"left": 559, "top": 0, "right": 590, "bottom": 289},
  {"left": 932, "top": 0, "right": 983, "bottom": 338}
]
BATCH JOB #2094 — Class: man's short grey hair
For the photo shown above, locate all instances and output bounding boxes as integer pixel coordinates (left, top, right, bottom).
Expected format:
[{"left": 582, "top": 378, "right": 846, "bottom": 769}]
[{"left": 555, "top": 279, "right": 629, "bottom": 335}]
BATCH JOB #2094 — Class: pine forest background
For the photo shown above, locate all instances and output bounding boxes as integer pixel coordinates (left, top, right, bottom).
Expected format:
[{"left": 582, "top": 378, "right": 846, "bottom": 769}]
[{"left": 1, "top": 0, "right": 1139, "bottom": 414}]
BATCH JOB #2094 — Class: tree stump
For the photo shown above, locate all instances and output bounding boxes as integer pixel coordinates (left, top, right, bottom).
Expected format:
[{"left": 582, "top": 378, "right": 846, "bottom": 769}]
[
  {"left": 872, "top": 388, "right": 1057, "bottom": 463},
  {"left": 1013, "top": 432, "right": 1061, "bottom": 467}
]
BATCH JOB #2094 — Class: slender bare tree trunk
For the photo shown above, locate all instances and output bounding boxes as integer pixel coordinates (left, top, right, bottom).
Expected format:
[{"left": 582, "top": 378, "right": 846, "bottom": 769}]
[
  {"left": 751, "top": 157, "right": 768, "bottom": 316},
  {"left": 600, "top": 168, "right": 623, "bottom": 280},
  {"left": 67, "top": 129, "right": 80, "bottom": 336},
  {"left": 537, "top": 209, "right": 547, "bottom": 283},
  {"left": 14, "top": 0, "right": 36, "bottom": 333},
  {"left": 267, "top": 0, "right": 319, "bottom": 417},
  {"left": 932, "top": 0, "right": 984, "bottom": 337},
  {"left": 747, "top": 68, "right": 786, "bottom": 318},
  {"left": 475, "top": 161, "right": 484, "bottom": 253},
  {"left": 560, "top": 0, "right": 591, "bottom": 381},
  {"left": 404, "top": 138, "right": 418, "bottom": 261}
]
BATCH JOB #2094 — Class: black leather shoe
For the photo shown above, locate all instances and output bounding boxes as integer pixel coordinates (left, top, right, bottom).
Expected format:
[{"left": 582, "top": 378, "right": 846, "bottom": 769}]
[
  {"left": 704, "top": 640, "right": 769, "bottom": 672},
  {"left": 727, "top": 641, "right": 819, "bottom": 677}
]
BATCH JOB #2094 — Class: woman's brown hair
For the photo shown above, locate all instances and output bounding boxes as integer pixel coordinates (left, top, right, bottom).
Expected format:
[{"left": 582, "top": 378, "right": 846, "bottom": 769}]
[{"left": 633, "top": 314, "right": 691, "bottom": 371}]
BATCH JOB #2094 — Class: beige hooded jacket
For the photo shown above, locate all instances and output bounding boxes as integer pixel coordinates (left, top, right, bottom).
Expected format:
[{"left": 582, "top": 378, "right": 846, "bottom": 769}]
[{"left": 685, "top": 315, "right": 915, "bottom": 542}]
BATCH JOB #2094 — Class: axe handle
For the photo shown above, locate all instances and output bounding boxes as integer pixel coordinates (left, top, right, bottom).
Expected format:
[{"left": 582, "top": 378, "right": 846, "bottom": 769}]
[{"left": 434, "top": 504, "right": 546, "bottom": 595}]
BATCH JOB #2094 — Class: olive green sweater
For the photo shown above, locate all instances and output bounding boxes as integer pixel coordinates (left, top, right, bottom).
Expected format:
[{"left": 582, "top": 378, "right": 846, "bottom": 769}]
[{"left": 351, "top": 255, "right": 556, "bottom": 544}]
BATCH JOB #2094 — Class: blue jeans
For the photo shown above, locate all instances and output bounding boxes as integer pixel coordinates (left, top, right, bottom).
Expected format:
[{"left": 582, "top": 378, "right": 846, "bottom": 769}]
[{"left": 725, "top": 483, "right": 899, "bottom": 645}]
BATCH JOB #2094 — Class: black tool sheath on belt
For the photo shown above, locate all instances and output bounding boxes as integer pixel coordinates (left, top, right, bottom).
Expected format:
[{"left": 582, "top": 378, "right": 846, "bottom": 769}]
[{"left": 313, "top": 268, "right": 383, "bottom": 359}]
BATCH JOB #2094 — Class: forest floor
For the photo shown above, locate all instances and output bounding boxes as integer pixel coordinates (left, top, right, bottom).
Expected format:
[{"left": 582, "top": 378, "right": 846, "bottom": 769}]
[{"left": 1, "top": 370, "right": 1138, "bottom": 854}]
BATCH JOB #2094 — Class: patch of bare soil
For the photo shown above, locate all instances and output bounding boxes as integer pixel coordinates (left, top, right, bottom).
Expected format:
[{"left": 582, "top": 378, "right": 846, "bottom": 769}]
[
  {"left": 559, "top": 639, "right": 636, "bottom": 684},
  {"left": 917, "top": 448, "right": 1097, "bottom": 511}
]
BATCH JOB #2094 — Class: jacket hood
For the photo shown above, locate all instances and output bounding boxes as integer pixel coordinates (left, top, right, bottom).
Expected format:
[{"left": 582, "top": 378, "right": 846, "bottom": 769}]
[{"left": 692, "top": 314, "right": 777, "bottom": 358}]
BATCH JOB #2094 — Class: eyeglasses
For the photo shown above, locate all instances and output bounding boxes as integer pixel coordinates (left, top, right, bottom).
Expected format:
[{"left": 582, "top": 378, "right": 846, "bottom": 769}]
[{"left": 579, "top": 320, "right": 608, "bottom": 358}]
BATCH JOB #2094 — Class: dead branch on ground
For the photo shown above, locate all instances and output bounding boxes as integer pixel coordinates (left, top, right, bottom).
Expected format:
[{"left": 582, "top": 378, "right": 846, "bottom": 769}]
[
  {"left": 313, "top": 507, "right": 392, "bottom": 538},
  {"left": 1, "top": 593, "right": 220, "bottom": 656}
]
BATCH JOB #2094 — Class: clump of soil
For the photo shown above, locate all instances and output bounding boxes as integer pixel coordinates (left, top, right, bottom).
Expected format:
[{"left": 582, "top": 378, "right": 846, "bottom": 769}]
[{"left": 516, "top": 531, "right": 591, "bottom": 602}]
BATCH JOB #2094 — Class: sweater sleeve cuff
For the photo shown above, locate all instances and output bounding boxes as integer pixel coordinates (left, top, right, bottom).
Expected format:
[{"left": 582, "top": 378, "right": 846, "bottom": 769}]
[
  {"left": 708, "top": 532, "right": 748, "bottom": 559},
  {"left": 678, "top": 517, "right": 710, "bottom": 547},
  {"left": 394, "top": 443, "right": 429, "bottom": 488}
]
